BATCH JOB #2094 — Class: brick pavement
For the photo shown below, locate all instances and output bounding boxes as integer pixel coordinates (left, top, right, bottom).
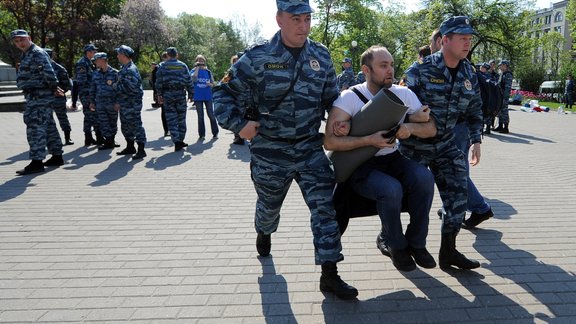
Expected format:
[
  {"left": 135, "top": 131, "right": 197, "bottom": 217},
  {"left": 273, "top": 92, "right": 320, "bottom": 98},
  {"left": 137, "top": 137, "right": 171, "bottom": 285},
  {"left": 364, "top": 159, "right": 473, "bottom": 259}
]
[{"left": 1, "top": 92, "right": 575, "bottom": 323}]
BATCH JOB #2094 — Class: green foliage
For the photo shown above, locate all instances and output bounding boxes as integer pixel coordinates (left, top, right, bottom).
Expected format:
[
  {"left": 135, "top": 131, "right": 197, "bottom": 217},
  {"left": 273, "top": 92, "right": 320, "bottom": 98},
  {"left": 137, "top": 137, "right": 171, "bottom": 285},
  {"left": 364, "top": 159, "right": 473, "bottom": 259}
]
[{"left": 516, "top": 63, "right": 545, "bottom": 93}]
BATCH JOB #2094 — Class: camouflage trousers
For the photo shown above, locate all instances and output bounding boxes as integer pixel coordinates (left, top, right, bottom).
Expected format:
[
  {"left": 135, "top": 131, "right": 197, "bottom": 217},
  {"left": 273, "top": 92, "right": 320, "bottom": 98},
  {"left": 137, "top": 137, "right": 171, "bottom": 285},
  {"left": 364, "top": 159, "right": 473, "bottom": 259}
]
[
  {"left": 163, "top": 95, "right": 187, "bottom": 143},
  {"left": 400, "top": 144, "right": 467, "bottom": 233},
  {"left": 96, "top": 99, "right": 119, "bottom": 138},
  {"left": 119, "top": 101, "right": 146, "bottom": 144},
  {"left": 250, "top": 135, "right": 344, "bottom": 265},
  {"left": 23, "top": 94, "right": 63, "bottom": 160},
  {"left": 80, "top": 93, "right": 99, "bottom": 134},
  {"left": 497, "top": 101, "right": 510, "bottom": 124},
  {"left": 52, "top": 97, "right": 71, "bottom": 133}
]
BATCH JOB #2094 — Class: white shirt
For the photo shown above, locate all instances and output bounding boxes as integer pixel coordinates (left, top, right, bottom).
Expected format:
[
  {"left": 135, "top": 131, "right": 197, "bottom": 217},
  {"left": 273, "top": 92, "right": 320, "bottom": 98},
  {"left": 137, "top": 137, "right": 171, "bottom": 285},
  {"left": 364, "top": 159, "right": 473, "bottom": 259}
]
[{"left": 332, "top": 83, "right": 422, "bottom": 156}]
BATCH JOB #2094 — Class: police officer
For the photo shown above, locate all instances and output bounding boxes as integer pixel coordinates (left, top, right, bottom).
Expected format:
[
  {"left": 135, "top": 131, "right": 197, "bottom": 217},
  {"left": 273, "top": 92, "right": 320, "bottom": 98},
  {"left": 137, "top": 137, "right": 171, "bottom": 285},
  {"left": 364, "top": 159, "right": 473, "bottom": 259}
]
[
  {"left": 10, "top": 30, "right": 64, "bottom": 175},
  {"left": 494, "top": 60, "right": 513, "bottom": 133},
  {"left": 44, "top": 48, "right": 74, "bottom": 146},
  {"left": 402, "top": 16, "right": 483, "bottom": 270},
  {"left": 75, "top": 43, "right": 101, "bottom": 146},
  {"left": 213, "top": 0, "right": 357, "bottom": 300},
  {"left": 89, "top": 52, "right": 120, "bottom": 150},
  {"left": 155, "top": 47, "right": 193, "bottom": 151},
  {"left": 337, "top": 57, "right": 357, "bottom": 92},
  {"left": 114, "top": 45, "right": 147, "bottom": 160}
]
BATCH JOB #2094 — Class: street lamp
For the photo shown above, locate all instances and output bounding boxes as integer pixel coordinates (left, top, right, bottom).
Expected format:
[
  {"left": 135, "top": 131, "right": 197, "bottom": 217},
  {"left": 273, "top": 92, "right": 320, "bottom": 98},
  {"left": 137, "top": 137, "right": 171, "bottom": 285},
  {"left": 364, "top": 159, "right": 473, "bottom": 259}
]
[{"left": 350, "top": 40, "right": 358, "bottom": 72}]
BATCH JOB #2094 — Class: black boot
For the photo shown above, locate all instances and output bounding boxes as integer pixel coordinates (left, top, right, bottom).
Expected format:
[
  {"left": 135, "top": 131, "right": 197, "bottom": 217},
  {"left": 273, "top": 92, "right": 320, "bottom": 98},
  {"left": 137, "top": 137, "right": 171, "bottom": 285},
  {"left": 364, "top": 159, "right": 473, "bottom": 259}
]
[
  {"left": 96, "top": 132, "right": 105, "bottom": 146},
  {"left": 256, "top": 233, "right": 271, "bottom": 257},
  {"left": 500, "top": 123, "right": 509, "bottom": 134},
  {"left": 132, "top": 142, "right": 147, "bottom": 159},
  {"left": 116, "top": 140, "right": 136, "bottom": 155},
  {"left": 439, "top": 231, "right": 480, "bottom": 270},
  {"left": 463, "top": 208, "right": 494, "bottom": 229},
  {"left": 484, "top": 125, "right": 491, "bottom": 135},
  {"left": 319, "top": 262, "right": 358, "bottom": 300},
  {"left": 84, "top": 133, "right": 96, "bottom": 146},
  {"left": 494, "top": 124, "right": 503, "bottom": 132},
  {"left": 16, "top": 160, "right": 44, "bottom": 175},
  {"left": 64, "top": 131, "right": 74, "bottom": 145},
  {"left": 98, "top": 137, "right": 115, "bottom": 150},
  {"left": 43, "top": 155, "right": 64, "bottom": 167}
]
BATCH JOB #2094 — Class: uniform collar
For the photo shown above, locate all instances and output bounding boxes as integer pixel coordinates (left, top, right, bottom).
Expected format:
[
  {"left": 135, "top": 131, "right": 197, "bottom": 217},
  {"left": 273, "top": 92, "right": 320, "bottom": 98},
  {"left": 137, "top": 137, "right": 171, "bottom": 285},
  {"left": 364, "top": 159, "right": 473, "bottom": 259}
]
[{"left": 271, "top": 30, "right": 309, "bottom": 58}]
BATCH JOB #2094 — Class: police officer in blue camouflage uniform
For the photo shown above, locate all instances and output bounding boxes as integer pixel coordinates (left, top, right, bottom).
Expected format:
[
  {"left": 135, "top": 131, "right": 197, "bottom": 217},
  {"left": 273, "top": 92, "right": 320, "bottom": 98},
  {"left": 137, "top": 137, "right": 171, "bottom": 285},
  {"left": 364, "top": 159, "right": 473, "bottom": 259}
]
[
  {"left": 114, "top": 45, "right": 147, "bottom": 160},
  {"left": 75, "top": 44, "right": 101, "bottom": 146},
  {"left": 155, "top": 47, "right": 193, "bottom": 151},
  {"left": 89, "top": 52, "right": 120, "bottom": 151},
  {"left": 11, "top": 30, "right": 64, "bottom": 175},
  {"left": 213, "top": 0, "right": 358, "bottom": 300},
  {"left": 402, "top": 16, "right": 483, "bottom": 270},
  {"left": 494, "top": 60, "right": 513, "bottom": 134},
  {"left": 44, "top": 48, "right": 74, "bottom": 146},
  {"left": 337, "top": 57, "right": 357, "bottom": 92}
]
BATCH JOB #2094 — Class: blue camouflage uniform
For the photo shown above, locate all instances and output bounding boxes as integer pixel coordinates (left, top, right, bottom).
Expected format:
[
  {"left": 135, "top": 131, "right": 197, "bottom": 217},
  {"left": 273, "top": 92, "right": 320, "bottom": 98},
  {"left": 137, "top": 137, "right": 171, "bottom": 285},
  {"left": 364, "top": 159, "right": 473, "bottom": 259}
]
[
  {"left": 49, "top": 58, "right": 72, "bottom": 134},
  {"left": 155, "top": 56, "right": 193, "bottom": 144},
  {"left": 498, "top": 64, "right": 513, "bottom": 124},
  {"left": 337, "top": 67, "right": 357, "bottom": 91},
  {"left": 114, "top": 59, "right": 146, "bottom": 144},
  {"left": 213, "top": 31, "right": 343, "bottom": 265},
  {"left": 401, "top": 50, "right": 483, "bottom": 233},
  {"left": 356, "top": 71, "right": 365, "bottom": 83},
  {"left": 90, "top": 63, "right": 119, "bottom": 139},
  {"left": 16, "top": 43, "right": 63, "bottom": 160},
  {"left": 75, "top": 52, "right": 99, "bottom": 136}
]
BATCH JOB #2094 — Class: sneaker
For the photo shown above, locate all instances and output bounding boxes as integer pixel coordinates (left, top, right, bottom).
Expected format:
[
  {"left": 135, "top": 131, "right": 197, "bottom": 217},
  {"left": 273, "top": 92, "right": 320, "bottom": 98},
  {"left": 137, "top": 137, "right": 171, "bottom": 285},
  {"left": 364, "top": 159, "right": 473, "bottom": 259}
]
[
  {"left": 409, "top": 247, "right": 436, "bottom": 269},
  {"left": 376, "top": 233, "right": 391, "bottom": 258},
  {"left": 463, "top": 208, "right": 494, "bottom": 229},
  {"left": 256, "top": 233, "right": 271, "bottom": 257},
  {"left": 389, "top": 248, "right": 416, "bottom": 272}
]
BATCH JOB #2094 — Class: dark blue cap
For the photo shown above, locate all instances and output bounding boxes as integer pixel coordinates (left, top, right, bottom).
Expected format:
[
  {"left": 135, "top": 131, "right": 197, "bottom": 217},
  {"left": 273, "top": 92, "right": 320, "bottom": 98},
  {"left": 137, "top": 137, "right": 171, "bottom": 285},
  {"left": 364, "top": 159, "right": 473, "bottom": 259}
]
[
  {"left": 83, "top": 44, "right": 98, "bottom": 52},
  {"left": 342, "top": 57, "right": 352, "bottom": 63},
  {"left": 166, "top": 47, "right": 178, "bottom": 57},
  {"left": 115, "top": 45, "right": 134, "bottom": 58},
  {"left": 499, "top": 60, "right": 510, "bottom": 66},
  {"left": 10, "top": 29, "right": 29, "bottom": 39},
  {"left": 93, "top": 52, "right": 108, "bottom": 60},
  {"left": 481, "top": 62, "right": 490, "bottom": 69},
  {"left": 488, "top": 59, "right": 496, "bottom": 64},
  {"left": 440, "top": 16, "right": 476, "bottom": 35},
  {"left": 276, "top": 0, "right": 313, "bottom": 14}
]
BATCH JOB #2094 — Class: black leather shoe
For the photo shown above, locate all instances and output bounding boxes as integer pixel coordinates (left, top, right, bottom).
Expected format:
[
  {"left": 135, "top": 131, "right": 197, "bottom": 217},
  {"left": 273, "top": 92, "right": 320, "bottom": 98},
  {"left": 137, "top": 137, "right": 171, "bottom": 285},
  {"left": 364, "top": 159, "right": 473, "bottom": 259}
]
[
  {"left": 409, "top": 247, "right": 436, "bottom": 269},
  {"left": 320, "top": 262, "right": 358, "bottom": 300},
  {"left": 174, "top": 142, "right": 184, "bottom": 152},
  {"left": 463, "top": 209, "right": 494, "bottom": 229},
  {"left": 256, "top": 233, "right": 271, "bottom": 257},
  {"left": 43, "top": 155, "right": 64, "bottom": 167},
  {"left": 376, "top": 233, "right": 391, "bottom": 258},
  {"left": 389, "top": 248, "right": 416, "bottom": 272},
  {"left": 16, "top": 160, "right": 44, "bottom": 175}
]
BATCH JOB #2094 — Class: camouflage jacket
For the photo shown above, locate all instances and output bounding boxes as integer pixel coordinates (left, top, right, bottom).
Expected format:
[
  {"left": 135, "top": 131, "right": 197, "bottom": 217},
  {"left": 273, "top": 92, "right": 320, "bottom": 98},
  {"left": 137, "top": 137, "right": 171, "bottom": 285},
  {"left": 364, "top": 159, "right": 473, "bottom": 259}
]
[
  {"left": 75, "top": 55, "right": 95, "bottom": 94},
  {"left": 90, "top": 65, "right": 119, "bottom": 104},
  {"left": 155, "top": 58, "right": 193, "bottom": 98},
  {"left": 16, "top": 44, "right": 58, "bottom": 93},
  {"left": 499, "top": 71, "right": 513, "bottom": 99},
  {"left": 114, "top": 61, "right": 143, "bottom": 104}
]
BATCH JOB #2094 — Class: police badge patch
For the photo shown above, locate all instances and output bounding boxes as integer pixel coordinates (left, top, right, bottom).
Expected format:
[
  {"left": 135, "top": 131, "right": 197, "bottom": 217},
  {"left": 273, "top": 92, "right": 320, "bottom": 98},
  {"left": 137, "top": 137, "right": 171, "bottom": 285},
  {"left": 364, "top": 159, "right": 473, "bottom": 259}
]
[
  {"left": 107, "top": 80, "right": 113, "bottom": 85},
  {"left": 310, "top": 59, "right": 320, "bottom": 71},
  {"left": 464, "top": 79, "right": 472, "bottom": 90}
]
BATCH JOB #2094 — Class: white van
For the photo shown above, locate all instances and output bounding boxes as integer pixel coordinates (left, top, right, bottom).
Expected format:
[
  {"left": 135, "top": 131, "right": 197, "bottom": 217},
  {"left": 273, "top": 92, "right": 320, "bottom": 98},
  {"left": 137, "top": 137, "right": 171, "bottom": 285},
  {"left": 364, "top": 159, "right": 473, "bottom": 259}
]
[{"left": 539, "top": 81, "right": 563, "bottom": 101}]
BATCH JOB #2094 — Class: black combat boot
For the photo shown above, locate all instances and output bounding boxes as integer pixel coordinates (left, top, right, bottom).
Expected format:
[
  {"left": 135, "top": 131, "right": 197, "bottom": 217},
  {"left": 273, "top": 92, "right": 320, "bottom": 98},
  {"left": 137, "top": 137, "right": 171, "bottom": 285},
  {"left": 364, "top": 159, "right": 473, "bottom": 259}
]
[
  {"left": 256, "top": 233, "right": 271, "bottom": 257},
  {"left": 500, "top": 123, "right": 509, "bottom": 134},
  {"left": 132, "top": 142, "right": 147, "bottom": 159},
  {"left": 96, "top": 132, "right": 105, "bottom": 146},
  {"left": 98, "top": 137, "right": 115, "bottom": 150},
  {"left": 463, "top": 208, "right": 494, "bottom": 229},
  {"left": 64, "top": 131, "right": 74, "bottom": 145},
  {"left": 493, "top": 123, "right": 503, "bottom": 132},
  {"left": 319, "top": 262, "right": 358, "bottom": 300},
  {"left": 439, "top": 231, "right": 480, "bottom": 270},
  {"left": 43, "top": 155, "right": 64, "bottom": 167},
  {"left": 16, "top": 160, "right": 44, "bottom": 175},
  {"left": 84, "top": 133, "right": 96, "bottom": 146},
  {"left": 116, "top": 140, "right": 136, "bottom": 155}
]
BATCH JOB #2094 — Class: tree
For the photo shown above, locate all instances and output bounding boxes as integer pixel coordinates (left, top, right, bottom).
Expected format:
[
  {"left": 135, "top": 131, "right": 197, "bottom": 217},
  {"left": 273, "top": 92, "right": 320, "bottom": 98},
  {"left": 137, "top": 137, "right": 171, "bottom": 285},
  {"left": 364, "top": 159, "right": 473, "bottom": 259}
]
[{"left": 540, "top": 31, "right": 566, "bottom": 79}]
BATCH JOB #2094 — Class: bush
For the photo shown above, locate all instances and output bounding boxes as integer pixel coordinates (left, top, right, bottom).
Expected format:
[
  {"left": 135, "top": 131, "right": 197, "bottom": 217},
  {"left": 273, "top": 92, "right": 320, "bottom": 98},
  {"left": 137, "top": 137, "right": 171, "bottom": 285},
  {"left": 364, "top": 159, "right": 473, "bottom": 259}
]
[{"left": 516, "top": 64, "right": 546, "bottom": 93}]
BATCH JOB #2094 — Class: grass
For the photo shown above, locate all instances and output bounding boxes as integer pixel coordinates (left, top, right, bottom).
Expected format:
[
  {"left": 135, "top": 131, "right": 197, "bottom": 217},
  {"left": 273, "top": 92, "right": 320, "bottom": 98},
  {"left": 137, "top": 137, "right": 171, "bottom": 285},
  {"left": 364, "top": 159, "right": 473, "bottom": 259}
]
[{"left": 517, "top": 100, "right": 572, "bottom": 112}]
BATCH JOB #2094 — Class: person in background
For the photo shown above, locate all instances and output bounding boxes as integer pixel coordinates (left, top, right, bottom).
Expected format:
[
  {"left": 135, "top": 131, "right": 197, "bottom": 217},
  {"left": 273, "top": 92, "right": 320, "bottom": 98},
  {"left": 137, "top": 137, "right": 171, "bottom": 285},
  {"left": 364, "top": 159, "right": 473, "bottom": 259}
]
[
  {"left": 75, "top": 43, "right": 101, "bottom": 146},
  {"left": 564, "top": 74, "right": 573, "bottom": 111},
  {"left": 191, "top": 54, "right": 219, "bottom": 140},
  {"left": 45, "top": 48, "right": 74, "bottom": 146}
]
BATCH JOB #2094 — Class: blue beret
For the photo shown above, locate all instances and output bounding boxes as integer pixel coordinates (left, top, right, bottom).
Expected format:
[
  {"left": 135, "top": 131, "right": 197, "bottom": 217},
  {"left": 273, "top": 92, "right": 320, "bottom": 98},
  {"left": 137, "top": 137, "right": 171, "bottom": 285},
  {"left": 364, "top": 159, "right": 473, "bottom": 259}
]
[
  {"left": 115, "top": 45, "right": 134, "bottom": 58},
  {"left": 93, "top": 52, "right": 108, "bottom": 60},
  {"left": 10, "top": 29, "right": 29, "bottom": 39},
  {"left": 166, "top": 47, "right": 178, "bottom": 57},
  {"left": 83, "top": 44, "right": 98, "bottom": 52},
  {"left": 342, "top": 57, "right": 352, "bottom": 63},
  {"left": 276, "top": 0, "right": 313, "bottom": 14},
  {"left": 440, "top": 16, "right": 476, "bottom": 35}
]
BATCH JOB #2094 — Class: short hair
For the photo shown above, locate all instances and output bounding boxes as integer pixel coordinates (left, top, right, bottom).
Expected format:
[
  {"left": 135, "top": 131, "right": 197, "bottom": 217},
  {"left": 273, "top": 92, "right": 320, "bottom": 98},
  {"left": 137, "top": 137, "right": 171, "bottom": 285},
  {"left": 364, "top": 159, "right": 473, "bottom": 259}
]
[
  {"left": 360, "top": 45, "right": 390, "bottom": 68},
  {"left": 419, "top": 45, "right": 431, "bottom": 58},
  {"left": 431, "top": 29, "right": 442, "bottom": 42},
  {"left": 195, "top": 54, "right": 206, "bottom": 62},
  {"left": 230, "top": 54, "right": 239, "bottom": 65}
]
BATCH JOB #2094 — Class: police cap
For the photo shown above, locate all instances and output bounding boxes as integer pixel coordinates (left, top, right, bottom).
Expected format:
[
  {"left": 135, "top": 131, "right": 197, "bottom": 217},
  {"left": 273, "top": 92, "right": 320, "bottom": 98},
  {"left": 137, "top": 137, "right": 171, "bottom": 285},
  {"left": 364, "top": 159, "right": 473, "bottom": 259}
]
[
  {"left": 166, "top": 47, "right": 178, "bottom": 57},
  {"left": 115, "top": 45, "right": 134, "bottom": 58},
  {"left": 10, "top": 29, "right": 29, "bottom": 39},
  {"left": 83, "top": 44, "right": 98, "bottom": 52},
  {"left": 481, "top": 62, "right": 490, "bottom": 69},
  {"left": 93, "top": 52, "right": 108, "bottom": 60},
  {"left": 499, "top": 60, "right": 510, "bottom": 66},
  {"left": 342, "top": 57, "right": 352, "bottom": 63},
  {"left": 276, "top": 0, "right": 313, "bottom": 14},
  {"left": 440, "top": 16, "right": 476, "bottom": 36}
]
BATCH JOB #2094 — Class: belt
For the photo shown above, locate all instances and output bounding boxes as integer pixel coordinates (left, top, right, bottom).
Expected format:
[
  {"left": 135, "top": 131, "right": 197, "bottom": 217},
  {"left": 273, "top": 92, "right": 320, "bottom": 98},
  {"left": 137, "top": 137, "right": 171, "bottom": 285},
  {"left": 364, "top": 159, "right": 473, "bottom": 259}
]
[{"left": 258, "top": 133, "right": 316, "bottom": 145}]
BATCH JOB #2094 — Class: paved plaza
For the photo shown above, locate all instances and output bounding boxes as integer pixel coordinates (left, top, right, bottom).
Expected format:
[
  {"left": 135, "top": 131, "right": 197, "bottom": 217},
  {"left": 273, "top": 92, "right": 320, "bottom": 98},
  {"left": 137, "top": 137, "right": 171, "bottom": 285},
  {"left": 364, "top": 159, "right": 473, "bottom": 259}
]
[{"left": 1, "top": 92, "right": 576, "bottom": 323}]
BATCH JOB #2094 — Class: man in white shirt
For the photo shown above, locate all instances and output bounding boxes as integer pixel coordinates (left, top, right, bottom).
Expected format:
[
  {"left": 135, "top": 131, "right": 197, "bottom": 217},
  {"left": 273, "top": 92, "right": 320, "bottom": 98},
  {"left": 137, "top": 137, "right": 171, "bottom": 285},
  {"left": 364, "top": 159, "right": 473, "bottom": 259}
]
[{"left": 324, "top": 46, "right": 437, "bottom": 272}]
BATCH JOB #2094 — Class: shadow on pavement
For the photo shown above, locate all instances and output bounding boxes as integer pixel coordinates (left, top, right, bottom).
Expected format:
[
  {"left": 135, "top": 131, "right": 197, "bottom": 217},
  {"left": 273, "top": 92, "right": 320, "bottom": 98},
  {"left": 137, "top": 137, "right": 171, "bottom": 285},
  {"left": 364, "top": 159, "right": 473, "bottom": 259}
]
[
  {"left": 227, "top": 143, "right": 250, "bottom": 162},
  {"left": 485, "top": 197, "right": 517, "bottom": 220},
  {"left": 145, "top": 136, "right": 172, "bottom": 152},
  {"left": 0, "top": 170, "right": 46, "bottom": 202},
  {"left": 145, "top": 151, "right": 191, "bottom": 171},
  {"left": 470, "top": 228, "right": 576, "bottom": 321},
  {"left": 487, "top": 132, "right": 555, "bottom": 144},
  {"left": 258, "top": 256, "right": 297, "bottom": 324},
  {"left": 90, "top": 155, "right": 136, "bottom": 186},
  {"left": 0, "top": 151, "right": 28, "bottom": 166},
  {"left": 187, "top": 137, "right": 216, "bottom": 156},
  {"left": 62, "top": 145, "right": 113, "bottom": 170}
]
